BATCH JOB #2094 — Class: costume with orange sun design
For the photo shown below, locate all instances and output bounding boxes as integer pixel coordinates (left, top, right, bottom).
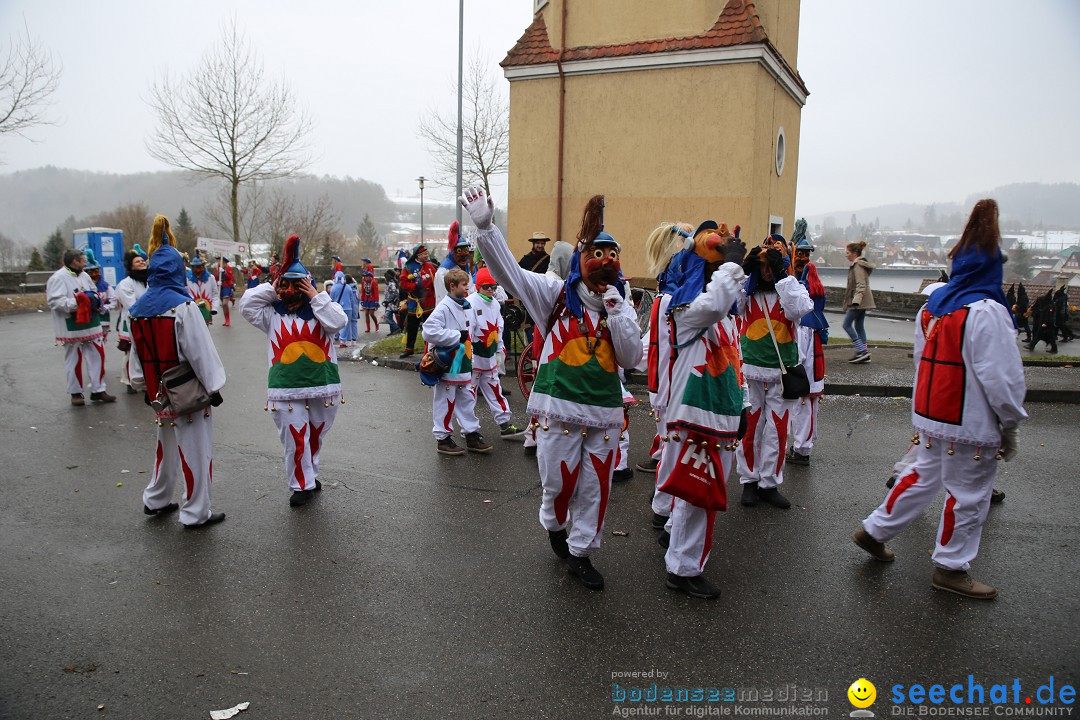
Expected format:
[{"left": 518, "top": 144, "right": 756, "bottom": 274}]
[
  {"left": 47, "top": 261, "right": 109, "bottom": 396},
  {"left": 467, "top": 190, "right": 642, "bottom": 567},
  {"left": 467, "top": 285, "right": 514, "bottom": 427},
  {"left": 653, "top": 249, "right": 747, "bottom": 579},
  {"left": 735, "top": 268, "right": 813, "bottom": 494},
  {"left": 423, "top": 291, "right": 481, "bottom": 440},
  {"left": 238, "top": 248, "right": 348, "bottom": 494},
  {"left": 186, "top": 253, "right": 221, "bottom": 319}
]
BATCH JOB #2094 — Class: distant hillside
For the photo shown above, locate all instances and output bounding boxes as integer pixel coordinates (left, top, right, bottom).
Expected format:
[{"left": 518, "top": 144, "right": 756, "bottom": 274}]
[
  {"left": 0, "top": 167, "right": 397, "bottom": 245},
  {"left": 799, "top": 182, "right": 1080, "bottom": 232}
]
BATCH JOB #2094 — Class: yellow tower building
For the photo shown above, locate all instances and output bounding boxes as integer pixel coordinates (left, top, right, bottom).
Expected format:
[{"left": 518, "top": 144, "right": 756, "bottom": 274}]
[{"left": 501, "top": 0, "right": 807, "bottom": 276}]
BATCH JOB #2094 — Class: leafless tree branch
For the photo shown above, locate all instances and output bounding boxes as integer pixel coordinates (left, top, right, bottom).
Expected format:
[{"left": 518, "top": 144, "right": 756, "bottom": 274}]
[
  {"left": 0, "top": 20, "right": 62, "bottom": 150},
  {"left": 145, "top": 18, "right": 312, "bottom": 244}
]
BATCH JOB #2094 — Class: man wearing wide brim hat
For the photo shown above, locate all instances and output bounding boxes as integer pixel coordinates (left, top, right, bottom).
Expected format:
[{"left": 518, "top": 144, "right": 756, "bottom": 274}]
[{"left": 518, "top": 231, "right": 551, "bottom": 275}]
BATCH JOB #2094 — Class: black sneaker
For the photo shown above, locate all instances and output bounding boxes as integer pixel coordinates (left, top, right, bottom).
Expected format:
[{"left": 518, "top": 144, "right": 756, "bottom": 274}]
[
  {"left": 184, "top": 512, "right": 225, "bottom": 528},
  {"left": 289, "top": 490, "right": 313, "bottom": 507},
  {"left": 612, "top": 467, "right": 634, "bottom": 483},
  {"left": 990, "top": 488, "right": 1005, "bottom": 504},
  {"left": 658, "top": 530, "right": 670, "bottom": 549},
  {"left": 886, "top": 476, "right": 897, "bottom": 489},
  {"left": 651, "top": 512, "right": 669, "bottom": 530},
  {"left": 523, "top": 444, "right": 537, "bottom": 457},
  {"left": 499, "top": 422, "right": 525, "bottom": 439},
  {"left": 143, "top": 502, "right": 179, "bottom": 516},
  {"left": 125, "top": 385, "right": 138, "bottom": 395},
  {"left": 665, "top": 572, "right": 721, "bottom": 599},
  {"left": 635, "top": 458, "right": 659, "bottom": 473},
  {"left": 548, "top": 529, "right": 570, "bottom": 559},
  {"left": 849, "top": 351, "right": 871, "bottom": 364},
  {"left": 740, "top": 481, "right": 759, "bottom": 507},
  {"left": 757, "top": 486, "right": 791, "bottom": 509},
  {"left": 786, "top": 449, "right": 810, "bottom": 466},
  {"left": 566, "top": 556, "right": 604, "bottom": 591},
  {"left": 437, "top": 437, "right": 465, "bottom": 456},
  {"left": 399, "top": 349, "right": 415, "bottom": 358},
  {"left": 314, "top": 479, "right": 322, "bottom": 492},
  {"left": 465, "top": 432, "right": 492, "bottom": 453}
]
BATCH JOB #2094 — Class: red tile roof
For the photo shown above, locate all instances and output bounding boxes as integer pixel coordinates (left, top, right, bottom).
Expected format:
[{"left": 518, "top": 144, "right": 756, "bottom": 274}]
[{"left": 501, "top": 0, "right": 807, "bottom": 96}]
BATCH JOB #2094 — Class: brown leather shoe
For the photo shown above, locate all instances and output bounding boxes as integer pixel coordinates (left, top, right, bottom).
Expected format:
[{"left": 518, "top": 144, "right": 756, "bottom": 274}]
[
  {"left": 70, "top": 394, "right": 85, "bottom": 406},
  {"left": 90, "top": 391, "right": 116, "bottom": 403},
  {"left": 852, "top": 527, "right": 895, "bottom": 562},
  {"left": 465, "top": 432, "right": 492, "bottom": 453},
  {"left": 931, "top": 568, "right": 998, "bottom": 600}
]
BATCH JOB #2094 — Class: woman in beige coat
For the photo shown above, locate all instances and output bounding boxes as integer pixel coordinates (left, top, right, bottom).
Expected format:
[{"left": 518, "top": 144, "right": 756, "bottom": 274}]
[{"left": 843, "top": 240, "right": 875, "bottom": 363}]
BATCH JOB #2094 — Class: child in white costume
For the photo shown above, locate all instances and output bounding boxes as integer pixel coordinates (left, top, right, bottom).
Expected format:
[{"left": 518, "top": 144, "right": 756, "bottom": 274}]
[
  {"left": 464, "top": 188, "right": 643, "bottom": 592},
  {"left": 854, "top": 199, "right": 1026, "bottom": 600},
  {"left": 238, "top": 234, "right": 347, "bottom": 508},
  {"left": 423, "top": 267, "right": 492, "bottom": 455},
  {"left": 46, "top": 248, "right": 113, "bottom": 404},
  {"left": 735, "top": 238, "right": 813, "bottom": 510},
  {"left": 114, "top": 248, "right": 149, "bottom": 391},
  {"left": 186, "top": 250, "right": 221, "bottom": 321},
  {"left": 128, "top": 215, "right": 227, "bottom": 527},
  {"left": 468, "top": 267, "right": 524, "bottom": 440}
]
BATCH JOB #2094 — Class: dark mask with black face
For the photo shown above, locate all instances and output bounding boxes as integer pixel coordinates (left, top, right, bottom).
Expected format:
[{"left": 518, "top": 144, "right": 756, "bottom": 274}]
[{"left": 129, "top": 268, "right": 149, "bottom": 283}]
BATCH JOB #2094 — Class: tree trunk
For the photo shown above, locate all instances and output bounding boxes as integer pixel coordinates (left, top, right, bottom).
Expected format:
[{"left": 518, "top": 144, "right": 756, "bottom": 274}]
[{"left": 230, "top": 179, "right": 240, "bottom": 246}]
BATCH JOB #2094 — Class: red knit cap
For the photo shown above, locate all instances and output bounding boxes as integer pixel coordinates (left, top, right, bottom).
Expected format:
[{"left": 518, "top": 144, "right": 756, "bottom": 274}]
[{"left": 475, "top": 267, "right": 496, "bottom": 287}]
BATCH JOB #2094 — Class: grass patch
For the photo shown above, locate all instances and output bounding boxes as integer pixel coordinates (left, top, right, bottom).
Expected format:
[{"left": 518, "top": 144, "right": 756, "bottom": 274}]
[
  {"left": 1022, "top": 355, "right": 1080, "bottom": 363},
  {"left": 363, "top": 335, "right": 408, "bottom": 356}
]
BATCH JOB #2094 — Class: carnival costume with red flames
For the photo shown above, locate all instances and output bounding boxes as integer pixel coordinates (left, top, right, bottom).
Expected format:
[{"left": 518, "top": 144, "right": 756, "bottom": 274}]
[
  {"left": 465, "top": 188, "right": 642, "bottom": 591},
  {"left": 238, "top": 234, "right": 348, "bottom": 502}
]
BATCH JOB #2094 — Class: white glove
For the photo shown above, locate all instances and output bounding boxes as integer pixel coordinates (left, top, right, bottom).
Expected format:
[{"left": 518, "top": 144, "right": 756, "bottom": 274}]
[
  {"left": 603, "top": 285, "right": 624, "bottom": 314},
  {"left": 999, "top": 426, "right": 1019, "bottom": 461},
  {"left": 460, "top": 186, "right": 494, "bottom": 230}
]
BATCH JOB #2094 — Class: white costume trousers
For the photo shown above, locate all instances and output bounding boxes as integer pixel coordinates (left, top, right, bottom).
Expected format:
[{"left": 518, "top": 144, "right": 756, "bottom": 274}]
[
  {"left": 661, "top": 441, "right": 736, "bottom": 577},
  {"left": 616, "top": 428, "right": 629, "bottom": 471},
  {"left": 272, "top": 402, "right": 337, "bottom": 491},
  {"left": 736, "top": 380, "right": 793, "bottom": 489},
  {"left": 472, "top": 369, "right": 511, "bottom": 426},
  {"left": 142, "top": 410, "right": 214, "bottom": 525},
  {"left": 64, "top": 339, "right": 106, "bottom": 395},
  {"left": 790, "top": 395, "right": 820, "bottom": 457},
  {"left": 863, "top": 436, "right": 996, "bottom": 572},
  {"left": 523, "top": 416, "right": 538, "bottom": 449},
  {"left": 650, "top": 416, "right": 674, "bottom": 516},
  {"left": 536, "top": 418, "right": 619, "bottom": 558},
  {"left": 431, "top": 382, "right": 480, "bottom": 440}
]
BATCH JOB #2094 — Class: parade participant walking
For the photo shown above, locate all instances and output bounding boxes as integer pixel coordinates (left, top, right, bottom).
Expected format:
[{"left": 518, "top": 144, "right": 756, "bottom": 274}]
[
  {"left": 399, "top": 244, "right": 437, "bottom": 358},
  {"left": 128, "top": 215, "right": 226, "bottom": 527},
  {"left": 435, "top": 222, "right": 475, "bottom": 304},
  {"left": 239, "top": 235, "right": 347, "bottom": 507},
  {"left": 46, "top": 247, "right": 116, "bottom": 405},
  {"left": 359, "top": 271, "right": 380, "bottom": 333},
  {"left": 1026, "top": 290, "right": 1058, "bottom": 354},
  {"left": 853, "top": 199, "right": 1026, "bottom": 600},
  {"left": 1053, "top": 279, "right": 1075, "bottom": 343},
  {"left": 518, "top": 232, "right": 551, "bottom": 275},
  {"left": 422, "top": 268, "right": 492, "bottom": 455},
  {"left": 1014, "top": 282, "right": 1031, "bottom": 343},
  {"left": 843, "top": 240, "right": 875, "bottom": 363},
  {"left": 788, "top": 238, "right": 828, "bottom": 466},
  {"left": 216, "top": 256, "right": 235, "bottom": 326},
  {"left": 245, "top": 260, "right": 263, "bottom": 289},
  {"left": 114, "top": 247, "right": 149, "bottom": 393},
  {"left": 468, "top": 267, "right": 523, "bottom": 439},
  {"left": 650, "top": 219, "right": 747, "bottom": 598},
  {"left": 329, "top": 271, "right": 359, "bottom": 346},
  {"left": 736, "top": 236, "right": 813, "bottom": 509},
  {"left": 186, "top": 250, "right": 220, "bottom": 323},
  {"left": 466, "top": 188, "right": 643, "bottom": 591}
]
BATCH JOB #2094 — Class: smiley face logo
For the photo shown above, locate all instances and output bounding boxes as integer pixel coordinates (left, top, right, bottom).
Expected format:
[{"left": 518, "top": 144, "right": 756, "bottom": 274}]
[{"left": 848, "top": 678, "right": 876, "bottom": 709}]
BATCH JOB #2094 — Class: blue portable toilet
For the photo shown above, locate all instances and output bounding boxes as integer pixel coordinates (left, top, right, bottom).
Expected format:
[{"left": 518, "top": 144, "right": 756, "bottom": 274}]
[{"left": 73, "top": 227, "right": 126, "bottom": 287}]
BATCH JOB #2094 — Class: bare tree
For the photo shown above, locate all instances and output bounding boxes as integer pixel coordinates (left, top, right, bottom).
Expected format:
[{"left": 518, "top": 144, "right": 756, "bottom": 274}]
[
  {"left": 91, "top": 202, "right": 152, "bottom": 253},
  {"left": 145, "top": 19, "right": 312, "bottom": 246},
  {"left": 418, "top": 53, "right": 508, "bottom": 196},
  {"left": 261, "top": 188, "right": 341, "bottom": 264},
  {"left": 0, "top": 21, "right": 62, "bottom": 149},
  {"left": 205, "top": 180, "right": 264, "bottom": 247}
]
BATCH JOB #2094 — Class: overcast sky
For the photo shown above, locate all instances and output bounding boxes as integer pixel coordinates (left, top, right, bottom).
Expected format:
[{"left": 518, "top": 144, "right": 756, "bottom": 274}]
[{"left": 1, "top": 0, "right": 1078, "bottom": 218}]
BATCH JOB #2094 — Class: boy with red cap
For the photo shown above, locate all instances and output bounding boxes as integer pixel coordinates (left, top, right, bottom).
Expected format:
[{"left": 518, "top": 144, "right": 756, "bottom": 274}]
[{"left": 468, "top": 267, "right": 524, "bottom": 439}]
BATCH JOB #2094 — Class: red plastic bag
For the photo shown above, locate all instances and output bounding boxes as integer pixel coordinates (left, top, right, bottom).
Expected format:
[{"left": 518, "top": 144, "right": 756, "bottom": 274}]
[{"left": 656, "top": 432, "right": 728, "bottom": 511}]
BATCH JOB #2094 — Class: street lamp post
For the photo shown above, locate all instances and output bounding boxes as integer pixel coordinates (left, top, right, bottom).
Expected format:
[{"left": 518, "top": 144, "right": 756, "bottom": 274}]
[{"left": 417, "top": 176, "right": 426, "bottom": 247}]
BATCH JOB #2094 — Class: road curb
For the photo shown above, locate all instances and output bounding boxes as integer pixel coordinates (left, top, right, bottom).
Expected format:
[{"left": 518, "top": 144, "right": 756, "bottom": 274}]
[{"left": 347, "top": 353, "right": 1080, "bottom": 404}]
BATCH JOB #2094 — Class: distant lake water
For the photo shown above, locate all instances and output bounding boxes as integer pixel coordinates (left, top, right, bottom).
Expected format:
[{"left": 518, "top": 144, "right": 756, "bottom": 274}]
[{"left": 817, "top": 267, "right": 941, "bottom": 294}]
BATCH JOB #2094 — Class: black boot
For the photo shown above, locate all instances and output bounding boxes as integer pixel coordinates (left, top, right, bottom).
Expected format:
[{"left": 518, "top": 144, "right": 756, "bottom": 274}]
[
  {"left": 740, "top": 481, "right": 759, "bottom": 507},
  {"left": 666, "top": 572, "right": 721, "bottom": 599},
  {"left": 757, "top": 486, "right": 791, "bottom": 509},
  {"left": 548, "top": 529, "right": 570, "bottom": 559},
  {"left": 566, "top": 555, "right": 604, "bottom": 591}
]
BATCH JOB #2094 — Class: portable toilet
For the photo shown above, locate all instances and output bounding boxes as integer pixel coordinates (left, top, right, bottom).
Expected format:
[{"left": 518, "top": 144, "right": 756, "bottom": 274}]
[{"left": 73, "top": 227, "right": 125, "bottom": 286}]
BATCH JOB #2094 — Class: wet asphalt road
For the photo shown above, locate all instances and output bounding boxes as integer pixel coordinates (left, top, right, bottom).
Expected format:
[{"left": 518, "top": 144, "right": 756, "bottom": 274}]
[{"left": 0, "top": 311, "right": 1077, "bottom": 719}]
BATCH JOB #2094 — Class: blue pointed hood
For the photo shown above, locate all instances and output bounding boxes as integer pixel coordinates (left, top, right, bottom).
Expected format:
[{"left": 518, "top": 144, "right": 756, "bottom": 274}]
[
  {"left": 926, "top": 245, "right": 1010, "bottom": 317},
  {"left": 130, "top": 246, "right": 194, "bottom": 318}
]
